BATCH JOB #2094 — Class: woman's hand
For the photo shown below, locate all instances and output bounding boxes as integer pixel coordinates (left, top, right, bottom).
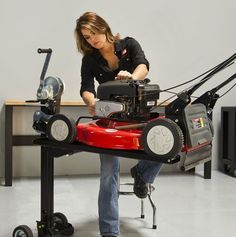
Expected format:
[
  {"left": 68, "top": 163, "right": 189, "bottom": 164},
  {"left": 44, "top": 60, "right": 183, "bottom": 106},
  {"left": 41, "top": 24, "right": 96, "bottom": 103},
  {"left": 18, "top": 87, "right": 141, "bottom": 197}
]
[
  {"left": 115, "top": 70, "right": 133, "bottom": 80},
  {"left": 82, "top": 91, "right": 96, "bottom": 116},
  {"left": 88, "top": 102, "right": 96, "bottom": 116}
]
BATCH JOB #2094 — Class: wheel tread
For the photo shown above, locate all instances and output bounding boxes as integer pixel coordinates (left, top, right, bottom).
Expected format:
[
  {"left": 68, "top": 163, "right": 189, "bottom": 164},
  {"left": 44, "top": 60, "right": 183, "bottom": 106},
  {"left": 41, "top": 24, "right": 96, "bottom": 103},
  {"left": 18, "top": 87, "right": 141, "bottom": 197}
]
[{"left": 13, "top": 225, "right": 34, "bottom": 237}]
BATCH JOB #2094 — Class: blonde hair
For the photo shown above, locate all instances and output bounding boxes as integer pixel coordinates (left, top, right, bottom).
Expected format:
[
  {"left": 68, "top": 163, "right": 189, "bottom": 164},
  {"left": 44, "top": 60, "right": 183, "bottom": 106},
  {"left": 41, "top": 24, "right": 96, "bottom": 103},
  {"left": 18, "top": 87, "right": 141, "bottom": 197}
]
[{"left": 74, "top": 12, "right": 119, "bottom": 55}]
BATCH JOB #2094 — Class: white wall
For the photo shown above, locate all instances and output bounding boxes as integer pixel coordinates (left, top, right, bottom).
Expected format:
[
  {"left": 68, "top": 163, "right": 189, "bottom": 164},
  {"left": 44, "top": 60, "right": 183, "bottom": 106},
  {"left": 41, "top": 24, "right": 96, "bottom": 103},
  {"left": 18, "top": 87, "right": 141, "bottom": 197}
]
[{"left": 1, "top": 0, "right": 236, "bottom": 178}]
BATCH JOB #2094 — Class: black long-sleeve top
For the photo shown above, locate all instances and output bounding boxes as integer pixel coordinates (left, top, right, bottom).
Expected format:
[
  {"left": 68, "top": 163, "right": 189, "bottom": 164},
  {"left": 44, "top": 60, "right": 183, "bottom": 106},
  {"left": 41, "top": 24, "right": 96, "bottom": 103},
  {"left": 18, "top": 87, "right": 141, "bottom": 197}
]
[{"left": 80, "top": 37, "right": 149, "bottom": 97}]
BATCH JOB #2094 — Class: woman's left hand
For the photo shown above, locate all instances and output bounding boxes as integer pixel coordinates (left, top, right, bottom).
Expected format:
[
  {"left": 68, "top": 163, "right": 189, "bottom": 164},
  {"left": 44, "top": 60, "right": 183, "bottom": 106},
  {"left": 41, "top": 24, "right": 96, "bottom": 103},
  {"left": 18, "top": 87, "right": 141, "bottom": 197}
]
[{"left": 115, "top": 70, "right": 133, "bottom": 80}]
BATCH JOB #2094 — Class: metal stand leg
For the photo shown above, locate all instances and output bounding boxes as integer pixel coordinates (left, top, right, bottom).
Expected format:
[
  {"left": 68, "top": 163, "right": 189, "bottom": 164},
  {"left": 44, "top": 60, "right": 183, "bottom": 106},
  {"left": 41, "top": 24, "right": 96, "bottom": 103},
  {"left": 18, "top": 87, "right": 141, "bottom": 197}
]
[
  {"left": 5, "top": 105, "right": 13, "bottom": 186},
  {"left": 119, "top": 179, "right": 157, "bottom": 230},
  {"left": 141, "top": 199, "right": 145, "bottom": 218},
  {"left": 147, "top": 193, "right": 157, "bottom": 229},
  {"left": 204, "top": 160, "right": 211, "bottom": 179},
  {"left": 37, "top": 147, "right": 74, "bottom": 237},
  {"left": 37, "top": 147, "right": 55, "bottom": 237}
]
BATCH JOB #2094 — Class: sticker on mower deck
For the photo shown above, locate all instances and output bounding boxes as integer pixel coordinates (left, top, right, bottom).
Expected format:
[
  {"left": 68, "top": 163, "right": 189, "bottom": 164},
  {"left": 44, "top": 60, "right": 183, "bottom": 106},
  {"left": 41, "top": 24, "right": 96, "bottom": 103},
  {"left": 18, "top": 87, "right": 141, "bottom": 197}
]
[
  {"left": 105, "top": 129, "right": 118, "bottom": 133},
  {"left": 192, "top": 117, "right": 205, "bottom": 129}
]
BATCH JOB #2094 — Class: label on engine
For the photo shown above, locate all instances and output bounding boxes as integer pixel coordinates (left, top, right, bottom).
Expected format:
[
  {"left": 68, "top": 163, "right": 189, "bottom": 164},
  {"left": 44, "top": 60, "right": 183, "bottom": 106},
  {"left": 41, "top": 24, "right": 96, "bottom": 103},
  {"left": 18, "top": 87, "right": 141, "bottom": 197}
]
[
  {"left": 192, "top": 117, "right": 204, "bottom": 129},
  {"left": 147, "top": 101, "right": 155, "bottom": 106}
]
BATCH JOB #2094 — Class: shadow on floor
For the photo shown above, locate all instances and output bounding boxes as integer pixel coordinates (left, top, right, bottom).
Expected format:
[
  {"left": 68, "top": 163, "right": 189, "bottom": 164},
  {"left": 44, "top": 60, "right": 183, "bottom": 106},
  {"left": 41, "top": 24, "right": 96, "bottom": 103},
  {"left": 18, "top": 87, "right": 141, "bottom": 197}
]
[{"left": 72, "top": 217, "right": 150, "bottom": 237}]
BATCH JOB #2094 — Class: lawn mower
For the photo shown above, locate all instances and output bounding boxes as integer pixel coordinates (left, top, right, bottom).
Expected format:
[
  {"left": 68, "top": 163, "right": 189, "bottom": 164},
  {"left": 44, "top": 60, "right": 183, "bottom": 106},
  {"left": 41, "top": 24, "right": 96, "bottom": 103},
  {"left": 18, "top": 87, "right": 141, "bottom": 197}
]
[
  {"left": 32, "top": 48, "right": 236, "bottom": 171},
  {"left": 14, "top": 48, "right": 235, "bottom": 237}
]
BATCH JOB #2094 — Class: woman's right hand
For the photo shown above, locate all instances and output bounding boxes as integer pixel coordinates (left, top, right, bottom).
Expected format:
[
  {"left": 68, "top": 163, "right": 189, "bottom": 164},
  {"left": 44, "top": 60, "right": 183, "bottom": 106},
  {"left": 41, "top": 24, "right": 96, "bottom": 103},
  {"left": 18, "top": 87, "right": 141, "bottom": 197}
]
[
  {"left": 82, "top": 91, "right": 96, "bottom": 116},
  {"left": 115, "top": 70, "right": 133, "bottom": 80},
  {"left": 88, "top": 102, "right": 96, "bottom": 116}
]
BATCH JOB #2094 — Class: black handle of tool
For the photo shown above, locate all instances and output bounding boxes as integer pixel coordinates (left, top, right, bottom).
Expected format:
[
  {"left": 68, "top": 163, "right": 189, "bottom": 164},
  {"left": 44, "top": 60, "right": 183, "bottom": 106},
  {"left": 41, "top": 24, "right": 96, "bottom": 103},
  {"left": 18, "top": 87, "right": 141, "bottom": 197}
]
[
  {"left": 38, "top": 48, "right": 52, "bottom": 82},
  {"left": 37, "top": 48, "right": 52, "bottom": 54}
]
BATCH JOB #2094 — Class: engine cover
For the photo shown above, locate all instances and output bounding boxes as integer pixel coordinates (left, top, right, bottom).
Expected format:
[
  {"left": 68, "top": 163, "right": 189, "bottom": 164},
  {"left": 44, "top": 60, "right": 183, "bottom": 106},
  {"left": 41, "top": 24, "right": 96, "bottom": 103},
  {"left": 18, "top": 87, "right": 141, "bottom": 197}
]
[
  {"left": 97, "top": 80, "right": 137, "bottom": 100},
  {"left": 96, "top": 79, "right": 160, "bottom": 121}
]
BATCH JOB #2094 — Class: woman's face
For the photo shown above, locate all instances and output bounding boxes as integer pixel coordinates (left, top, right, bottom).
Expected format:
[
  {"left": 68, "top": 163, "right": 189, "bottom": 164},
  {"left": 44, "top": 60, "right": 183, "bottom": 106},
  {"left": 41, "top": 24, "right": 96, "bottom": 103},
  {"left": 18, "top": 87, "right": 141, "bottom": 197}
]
[{"left": 81, "top": 28, "right": 107, "bottom": 49}]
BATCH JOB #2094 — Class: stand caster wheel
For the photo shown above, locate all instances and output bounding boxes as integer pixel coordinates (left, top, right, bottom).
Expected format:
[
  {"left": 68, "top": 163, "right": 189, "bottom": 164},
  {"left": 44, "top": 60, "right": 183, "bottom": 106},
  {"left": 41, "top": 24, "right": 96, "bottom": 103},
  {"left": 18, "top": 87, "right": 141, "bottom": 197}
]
[
  {"left": 224, "top": 164, "right": 231, "bottom": 174},
  {"left": 229, "top": 169, "right": 236, "bottom": 177},
  {"left": 224, "top": 165, "right": 236, "bottom": 177},
  {"left": 60, "top": 223, "right": 74, "bottom": 236},
  {"left": 13, "top": 225, "right": 34, "bottom": 237},
  {"left": 53, "top": 212, "right": 74, "bottom": 236},
  {"left": 53, "top": 212, "right": 68, "bottom": 230},
  {"left": 153, "top": 225, "right": 157, "bottom": 229}
]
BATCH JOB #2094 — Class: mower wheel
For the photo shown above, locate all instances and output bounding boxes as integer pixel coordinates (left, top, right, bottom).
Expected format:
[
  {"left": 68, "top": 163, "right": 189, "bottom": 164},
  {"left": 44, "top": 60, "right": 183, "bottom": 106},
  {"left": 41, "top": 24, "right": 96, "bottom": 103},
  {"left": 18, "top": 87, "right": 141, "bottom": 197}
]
[
  {"left": 142, "top": 118, "right": 184, "bottom": 159},
  {"left": 12, "top": 225, "right": 34, "bottom": 237},
  {"left": 46, "top": 114, "right": 77, "bottom": 143}
]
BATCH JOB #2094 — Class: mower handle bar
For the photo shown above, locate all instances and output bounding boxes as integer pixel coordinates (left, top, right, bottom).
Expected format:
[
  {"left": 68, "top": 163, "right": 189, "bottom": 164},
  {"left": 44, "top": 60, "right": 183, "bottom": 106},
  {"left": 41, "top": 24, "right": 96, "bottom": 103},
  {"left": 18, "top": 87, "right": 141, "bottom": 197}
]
[
  {"left": 188, "top": 52, "right": 236, "bottom": 95},
  {"left": 211, "top": 72, "right": 236, "bottom": 94}
]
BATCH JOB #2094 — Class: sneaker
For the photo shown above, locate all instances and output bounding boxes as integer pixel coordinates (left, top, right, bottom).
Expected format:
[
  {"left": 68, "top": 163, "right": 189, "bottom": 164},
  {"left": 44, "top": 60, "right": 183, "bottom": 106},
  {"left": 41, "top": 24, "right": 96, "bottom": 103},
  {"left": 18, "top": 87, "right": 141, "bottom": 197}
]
[{"left": 130, "top": 166, "right": 149, "bottom": 198}]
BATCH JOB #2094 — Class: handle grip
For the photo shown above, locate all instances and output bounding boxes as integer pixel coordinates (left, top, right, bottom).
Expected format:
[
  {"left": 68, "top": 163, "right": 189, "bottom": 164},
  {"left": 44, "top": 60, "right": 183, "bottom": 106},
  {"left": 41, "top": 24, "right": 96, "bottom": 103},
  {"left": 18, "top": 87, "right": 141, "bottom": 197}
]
[{"left": 37, "top": 48, "right": 52, "bottom": 54}]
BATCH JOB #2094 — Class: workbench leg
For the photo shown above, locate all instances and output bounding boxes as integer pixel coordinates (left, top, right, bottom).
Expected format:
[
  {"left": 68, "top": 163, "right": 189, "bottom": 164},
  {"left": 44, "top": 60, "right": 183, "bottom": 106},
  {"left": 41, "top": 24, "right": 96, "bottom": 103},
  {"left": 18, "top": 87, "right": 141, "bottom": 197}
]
[
  {"left": 5, "top": 105, "right": 13, "bottom": 186},
  {"left": 38, "top": 147, "right": 54, "bottom": 237},
  {"left": 204, "top": 160, "right": 211, "bottom": 179}
]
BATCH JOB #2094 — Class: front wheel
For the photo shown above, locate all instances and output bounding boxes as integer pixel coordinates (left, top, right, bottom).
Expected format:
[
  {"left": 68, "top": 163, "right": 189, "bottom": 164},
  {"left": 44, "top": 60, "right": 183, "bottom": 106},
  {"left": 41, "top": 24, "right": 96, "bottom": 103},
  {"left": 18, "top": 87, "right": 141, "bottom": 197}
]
[{"left": 141, "top": 118, "right": 184, "bottom": 159}]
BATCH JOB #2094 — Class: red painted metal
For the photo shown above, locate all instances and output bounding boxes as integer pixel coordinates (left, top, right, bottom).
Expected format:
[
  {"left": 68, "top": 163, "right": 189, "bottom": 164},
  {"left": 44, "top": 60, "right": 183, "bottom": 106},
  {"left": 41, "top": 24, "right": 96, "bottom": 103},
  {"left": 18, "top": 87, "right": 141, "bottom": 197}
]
[{"left": 76, "top": 119, "right": 143, "bottom": 150}]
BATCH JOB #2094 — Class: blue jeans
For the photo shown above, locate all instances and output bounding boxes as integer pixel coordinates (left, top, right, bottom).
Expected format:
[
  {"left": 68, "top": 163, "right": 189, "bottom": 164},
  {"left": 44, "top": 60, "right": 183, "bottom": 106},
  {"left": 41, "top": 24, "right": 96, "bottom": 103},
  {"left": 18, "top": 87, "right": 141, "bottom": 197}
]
[{"left": 98, "top": 154, "right": 162, "bottom": 236}]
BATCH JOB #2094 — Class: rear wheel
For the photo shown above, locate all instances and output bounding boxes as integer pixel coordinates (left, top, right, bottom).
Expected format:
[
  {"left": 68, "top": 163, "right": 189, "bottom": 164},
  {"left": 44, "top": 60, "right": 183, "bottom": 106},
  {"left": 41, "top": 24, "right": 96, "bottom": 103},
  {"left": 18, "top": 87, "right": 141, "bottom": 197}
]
[
  {"left": 46, "top": 114, "right": 77, "bottom": 143},
  {"left": 142, "top": 118, "right": 184, "bottom": 159}
]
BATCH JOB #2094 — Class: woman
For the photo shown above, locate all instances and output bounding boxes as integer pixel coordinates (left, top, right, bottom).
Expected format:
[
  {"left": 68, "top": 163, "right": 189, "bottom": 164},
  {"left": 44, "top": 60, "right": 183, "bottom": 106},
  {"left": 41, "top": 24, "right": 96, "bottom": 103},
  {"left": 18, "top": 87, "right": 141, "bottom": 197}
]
[{"left": 74, "top": 12, "right": 162, "bottom": 237}]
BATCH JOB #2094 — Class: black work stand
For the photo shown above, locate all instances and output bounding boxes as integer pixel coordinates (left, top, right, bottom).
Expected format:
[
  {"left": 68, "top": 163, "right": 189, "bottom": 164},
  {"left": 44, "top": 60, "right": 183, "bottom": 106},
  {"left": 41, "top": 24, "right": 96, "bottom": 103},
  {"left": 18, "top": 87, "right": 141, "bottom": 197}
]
[
  {"left": 204, "top": 160, "right": 212, "bottom": 179},
  {"left": 34, "top": 138, "right": 180, "bottom": 237},
  {"left": 188, "top": 161, "right": 211, "bottom": 179}
]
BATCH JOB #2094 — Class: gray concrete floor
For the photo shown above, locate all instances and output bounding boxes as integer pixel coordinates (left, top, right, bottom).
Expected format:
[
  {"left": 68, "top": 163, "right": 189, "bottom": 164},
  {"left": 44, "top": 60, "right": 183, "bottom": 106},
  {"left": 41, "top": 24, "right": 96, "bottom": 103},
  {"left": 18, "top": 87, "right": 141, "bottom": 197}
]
[{"left": 1, "top": 171, "right": 236, "bottom": 237}]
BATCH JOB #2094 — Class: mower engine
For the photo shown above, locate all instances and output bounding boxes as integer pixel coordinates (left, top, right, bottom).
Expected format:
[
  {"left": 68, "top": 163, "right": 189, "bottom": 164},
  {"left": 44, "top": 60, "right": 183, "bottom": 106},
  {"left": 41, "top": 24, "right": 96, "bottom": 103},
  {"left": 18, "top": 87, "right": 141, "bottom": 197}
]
[{"left": 95, "top": 79, "right": 160, "bottom": 121}]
